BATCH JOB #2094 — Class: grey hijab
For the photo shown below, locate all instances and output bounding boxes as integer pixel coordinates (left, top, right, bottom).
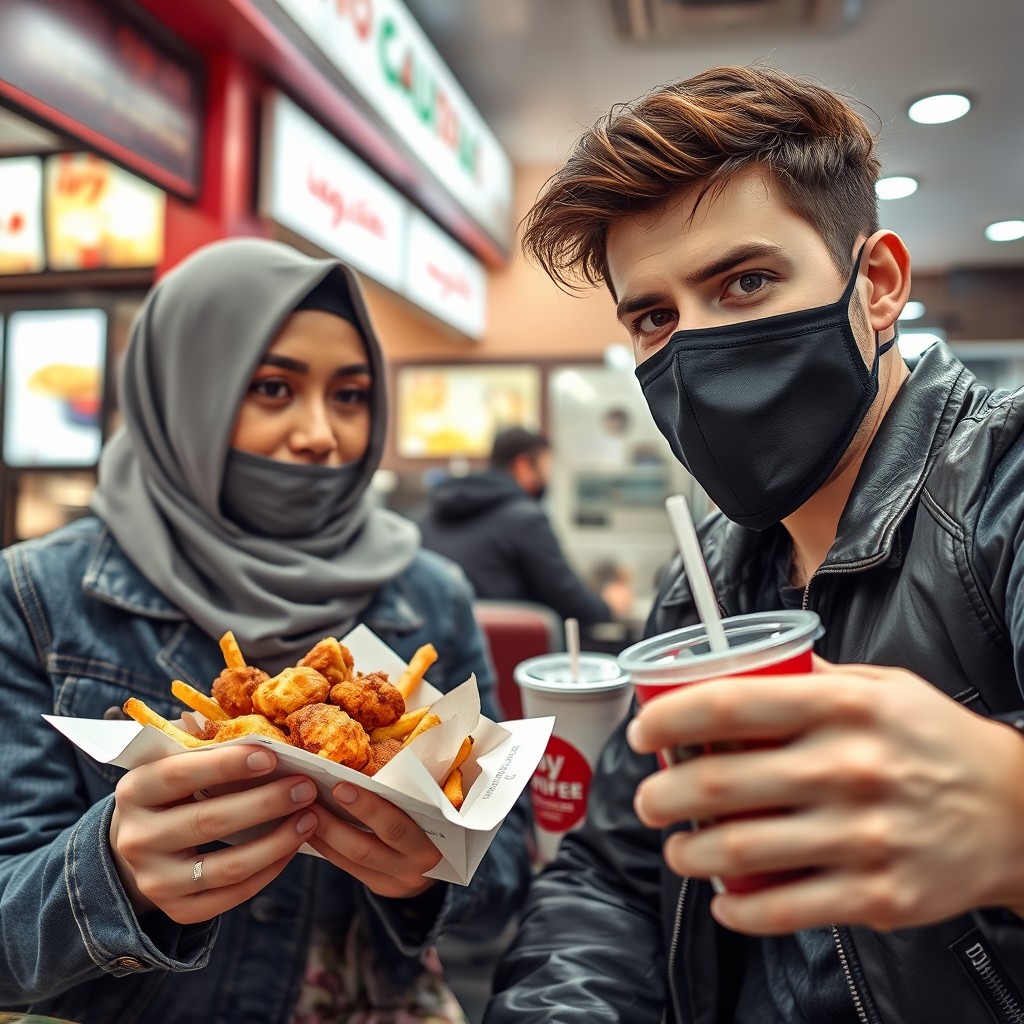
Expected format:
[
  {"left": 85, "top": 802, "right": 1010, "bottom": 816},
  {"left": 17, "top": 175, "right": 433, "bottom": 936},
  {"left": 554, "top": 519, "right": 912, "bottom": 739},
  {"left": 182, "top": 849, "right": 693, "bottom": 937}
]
[{"left": 91, "top": 238, "right": 419, "bottom": 666}]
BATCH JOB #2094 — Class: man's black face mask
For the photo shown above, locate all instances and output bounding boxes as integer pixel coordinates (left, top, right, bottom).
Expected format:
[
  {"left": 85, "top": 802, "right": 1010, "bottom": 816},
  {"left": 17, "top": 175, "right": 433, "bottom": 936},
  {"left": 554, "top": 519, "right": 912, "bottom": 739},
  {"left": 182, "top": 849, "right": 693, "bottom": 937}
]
[{"left": 635, "top": 248, "right": 894, "bottom": 531}]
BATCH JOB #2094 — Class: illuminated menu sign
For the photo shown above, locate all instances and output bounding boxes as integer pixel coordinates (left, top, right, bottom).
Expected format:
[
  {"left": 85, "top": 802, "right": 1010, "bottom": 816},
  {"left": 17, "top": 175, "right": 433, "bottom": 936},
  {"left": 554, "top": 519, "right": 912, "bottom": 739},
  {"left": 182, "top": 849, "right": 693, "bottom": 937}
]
[
  {"left": 265, "top": 0, "right": 512, "bottom": 250},
  {"left": 2, "top": 308, "right": 107, "bottom": 468},
  {"left": 0, "top": 157, "right": 45, "bottom": 275},
  {"left": 0, "top": 0, "right": 201, "bottom": 197},
  {"left": 45, "top": 153, "right": 165, "bottom": 270},
  {"left": 262, "top": 94, "right": 488, "bottom": 338}
]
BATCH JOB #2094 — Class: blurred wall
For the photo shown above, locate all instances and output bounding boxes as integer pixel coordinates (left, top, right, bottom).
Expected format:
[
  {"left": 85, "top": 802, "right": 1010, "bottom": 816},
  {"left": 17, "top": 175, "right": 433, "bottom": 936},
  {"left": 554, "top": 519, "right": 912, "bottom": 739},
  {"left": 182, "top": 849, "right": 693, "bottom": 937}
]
[{"left": 364, "top": 164, "right": 628, "bottom": 362}]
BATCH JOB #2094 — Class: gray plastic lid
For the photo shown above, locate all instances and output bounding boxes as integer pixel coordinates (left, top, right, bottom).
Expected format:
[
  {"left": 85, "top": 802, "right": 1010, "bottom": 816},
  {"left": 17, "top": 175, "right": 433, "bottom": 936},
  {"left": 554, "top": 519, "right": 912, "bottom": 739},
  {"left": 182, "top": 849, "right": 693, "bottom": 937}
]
[{"left": 514, "top": 652, "right": 631, "bottom": 694}]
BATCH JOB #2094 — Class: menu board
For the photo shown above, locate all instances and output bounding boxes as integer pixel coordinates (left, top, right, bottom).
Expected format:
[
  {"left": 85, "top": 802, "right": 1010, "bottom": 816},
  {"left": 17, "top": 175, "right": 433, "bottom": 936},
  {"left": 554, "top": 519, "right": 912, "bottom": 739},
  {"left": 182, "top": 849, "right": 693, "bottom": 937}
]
[
  {"left": 44, "top": 153, "right": 165, "bottom": 270},
  {"left": 2, "top": 309, "right": 107, "bottom": 468},
  {"left": 394, "top": 364, "right": 541, "bottom": 459},
  {"left": 0, "top": 157, "right": 45, "bottom": 274}
]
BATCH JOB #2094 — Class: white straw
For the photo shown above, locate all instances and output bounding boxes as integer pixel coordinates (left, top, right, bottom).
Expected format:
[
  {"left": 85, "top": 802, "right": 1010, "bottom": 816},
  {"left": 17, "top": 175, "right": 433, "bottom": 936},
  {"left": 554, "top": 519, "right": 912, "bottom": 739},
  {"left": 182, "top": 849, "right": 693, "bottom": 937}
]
[
  {"left": 665, "top": 495, "right": 728, "bottom": 653},
  {"left": 565, "top": 617, "right": 581, "bottom": 682}
]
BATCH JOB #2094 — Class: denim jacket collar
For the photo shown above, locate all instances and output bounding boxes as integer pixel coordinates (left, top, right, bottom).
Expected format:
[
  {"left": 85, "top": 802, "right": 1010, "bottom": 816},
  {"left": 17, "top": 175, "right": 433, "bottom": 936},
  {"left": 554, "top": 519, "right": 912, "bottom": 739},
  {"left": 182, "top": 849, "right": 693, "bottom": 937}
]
[{"left": 82, "top": 524, "right": 424, "bottom": 635}]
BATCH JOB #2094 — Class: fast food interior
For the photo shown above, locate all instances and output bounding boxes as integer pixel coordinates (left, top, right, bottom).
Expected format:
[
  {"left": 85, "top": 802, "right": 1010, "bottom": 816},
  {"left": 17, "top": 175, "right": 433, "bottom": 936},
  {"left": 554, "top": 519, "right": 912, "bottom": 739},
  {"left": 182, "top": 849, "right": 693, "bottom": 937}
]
[{"left": 0, "top": 0, "right": 1021, "bottom": 1018}]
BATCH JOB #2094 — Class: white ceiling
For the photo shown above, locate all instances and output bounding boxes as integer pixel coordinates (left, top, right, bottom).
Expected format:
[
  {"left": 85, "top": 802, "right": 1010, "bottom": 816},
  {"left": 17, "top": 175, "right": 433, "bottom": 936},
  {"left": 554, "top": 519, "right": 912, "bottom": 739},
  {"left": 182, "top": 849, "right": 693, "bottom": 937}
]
[{"left": 406, "top": 0, "right": 1024, "bottom": 273}]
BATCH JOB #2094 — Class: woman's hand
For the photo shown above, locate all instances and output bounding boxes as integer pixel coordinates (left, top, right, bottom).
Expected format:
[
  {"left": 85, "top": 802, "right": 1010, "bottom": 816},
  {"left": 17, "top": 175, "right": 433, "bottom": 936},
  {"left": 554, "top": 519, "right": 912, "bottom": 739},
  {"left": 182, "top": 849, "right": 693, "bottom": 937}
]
[
  {"left": 628, "top": 657, "right": 1024, "bottom": 935},
  {"left": 109, "top": 745, "right": 319, "bottom": 924},
  {"left": 307, "top": 782, "right": 443, "bottom": 898}
]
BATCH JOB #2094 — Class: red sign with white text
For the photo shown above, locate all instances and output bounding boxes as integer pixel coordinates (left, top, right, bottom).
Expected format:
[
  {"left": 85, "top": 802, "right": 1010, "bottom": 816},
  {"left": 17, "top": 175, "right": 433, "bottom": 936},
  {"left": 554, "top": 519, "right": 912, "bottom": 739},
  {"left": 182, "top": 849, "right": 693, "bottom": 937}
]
[{"left": 530, "top": 735, "right": 593, "bottom": 833}]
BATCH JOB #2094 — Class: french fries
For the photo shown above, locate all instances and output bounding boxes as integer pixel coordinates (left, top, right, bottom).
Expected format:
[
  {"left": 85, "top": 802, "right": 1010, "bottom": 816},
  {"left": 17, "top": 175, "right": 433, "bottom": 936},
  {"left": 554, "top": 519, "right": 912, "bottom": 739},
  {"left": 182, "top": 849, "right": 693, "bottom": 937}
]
[
  {"left": 442, "top": 768, "right": 464, "bottom": 810},
  {"left": 171, "top": 679, "right": 230, "bottom": 722},
  {"left": 219, "top": 630, "right": 245, "bottom": 670},
  {"left": 396, "top": 644, "right": 437, "bottom": 700},
  {"left": 401, "top": 711, "right": 442, "bottom": 748},
  {"left": 369, "top": 706, "right": 428, "bottom": 742},
  {"left": 119, "top": 632, "right": 470, "bottom": 811},
  {"left": 123, "top": 697, "right": 210, "bottom": 748}
]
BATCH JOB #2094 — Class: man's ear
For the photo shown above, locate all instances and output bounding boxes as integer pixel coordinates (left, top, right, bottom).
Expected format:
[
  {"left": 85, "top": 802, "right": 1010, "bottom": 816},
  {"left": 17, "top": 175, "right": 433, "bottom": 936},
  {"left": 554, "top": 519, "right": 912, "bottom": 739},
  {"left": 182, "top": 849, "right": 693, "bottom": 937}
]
[{"left": 862, "top": 230, "right": 912, "bottom": 334}]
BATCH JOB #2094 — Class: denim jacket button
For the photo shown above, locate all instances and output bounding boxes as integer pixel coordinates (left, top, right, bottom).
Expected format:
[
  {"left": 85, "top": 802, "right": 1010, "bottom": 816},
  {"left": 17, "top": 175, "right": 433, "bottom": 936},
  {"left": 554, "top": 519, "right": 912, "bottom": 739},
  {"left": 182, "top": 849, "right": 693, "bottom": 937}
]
[
  {"left": 116, "top": 956, "right": 145, "bottom": 970},
  {"left": 103, "top": 706, "right": 129, "bottom": 721},
  {"left": 250, "top": 898, "right": 276, "bottom": 922}
]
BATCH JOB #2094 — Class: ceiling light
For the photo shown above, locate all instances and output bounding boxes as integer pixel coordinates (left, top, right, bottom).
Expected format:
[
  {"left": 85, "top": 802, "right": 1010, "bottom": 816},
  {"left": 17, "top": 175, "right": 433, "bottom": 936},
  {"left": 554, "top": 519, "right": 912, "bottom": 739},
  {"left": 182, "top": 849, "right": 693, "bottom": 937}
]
[
  {"left": 908, "top": 93, "right": 971, "bottom": 125},
  {"left": 875, "top": 176, "right": 918, "bottom": 200},
  {"left": 899, "top": 301, "right": 926, "bottom": 321},
  {"left": 985, "top": 220, "right": 1024, "bottom": 242}
]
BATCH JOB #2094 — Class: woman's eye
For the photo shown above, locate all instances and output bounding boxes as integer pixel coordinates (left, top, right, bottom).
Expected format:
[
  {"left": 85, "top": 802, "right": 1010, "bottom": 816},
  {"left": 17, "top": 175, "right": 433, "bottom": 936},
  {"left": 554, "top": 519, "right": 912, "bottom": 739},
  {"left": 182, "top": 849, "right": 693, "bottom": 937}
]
[
  {"left": 636, "top": 309, "right": 676, "bottom": 335},
  {"left": 250, "top": 378, "right": 290, "bottom": 400},
  {"left": 334, "top": 386, "right": 370, "bottom": 406}
]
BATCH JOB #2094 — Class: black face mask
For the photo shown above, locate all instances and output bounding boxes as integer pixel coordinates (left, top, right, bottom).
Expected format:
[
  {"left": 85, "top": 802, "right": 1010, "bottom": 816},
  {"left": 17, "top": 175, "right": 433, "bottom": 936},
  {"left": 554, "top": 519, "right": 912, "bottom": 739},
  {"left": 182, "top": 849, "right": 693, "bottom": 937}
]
[{"left": 636, "top": 251, "right": 895, "bottom": 531}]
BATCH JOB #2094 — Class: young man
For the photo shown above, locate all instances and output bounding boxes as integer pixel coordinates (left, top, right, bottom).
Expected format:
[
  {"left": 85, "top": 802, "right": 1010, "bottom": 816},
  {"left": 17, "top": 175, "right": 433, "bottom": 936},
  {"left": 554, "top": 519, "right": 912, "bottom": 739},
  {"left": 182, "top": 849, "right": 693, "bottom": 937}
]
[
  {"left": 484, "top": 66, "right": 1024, "bottom": 1023},
  {"left": 420, "top": 427, "right": 631, "bottom": 625}
]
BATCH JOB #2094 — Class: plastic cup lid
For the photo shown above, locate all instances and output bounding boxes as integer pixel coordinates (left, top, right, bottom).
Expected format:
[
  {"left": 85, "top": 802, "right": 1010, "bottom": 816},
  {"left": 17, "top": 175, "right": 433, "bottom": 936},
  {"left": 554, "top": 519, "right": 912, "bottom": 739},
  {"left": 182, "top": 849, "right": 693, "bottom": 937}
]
[
  {"left": 618, "top": 610, "right": 824, "bottom": 685},
  {"left": 514, "top": 652, "right": 631, "bottom": 694}
]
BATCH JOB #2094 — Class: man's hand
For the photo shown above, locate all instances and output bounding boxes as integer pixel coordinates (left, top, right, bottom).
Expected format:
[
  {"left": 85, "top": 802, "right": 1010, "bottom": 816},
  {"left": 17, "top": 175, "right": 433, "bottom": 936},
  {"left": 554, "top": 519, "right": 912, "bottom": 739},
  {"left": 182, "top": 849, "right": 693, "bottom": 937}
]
[{"left": 627, "top": 657, "right": 1024, "bottom": 934}]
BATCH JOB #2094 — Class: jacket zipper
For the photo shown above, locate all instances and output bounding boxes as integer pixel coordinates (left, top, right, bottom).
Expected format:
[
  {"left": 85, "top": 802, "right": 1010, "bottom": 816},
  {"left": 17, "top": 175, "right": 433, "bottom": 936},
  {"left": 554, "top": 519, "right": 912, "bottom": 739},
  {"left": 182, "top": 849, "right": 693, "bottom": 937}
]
[
  {"left": 805, "top": 572, "right": 873, "bottom": 1024},
  {"left": 832, "top": 925, "right": 871, "bottom": 1024},
  {"left": 667, "top": 876, "right": 690, "bottom": 1024}
]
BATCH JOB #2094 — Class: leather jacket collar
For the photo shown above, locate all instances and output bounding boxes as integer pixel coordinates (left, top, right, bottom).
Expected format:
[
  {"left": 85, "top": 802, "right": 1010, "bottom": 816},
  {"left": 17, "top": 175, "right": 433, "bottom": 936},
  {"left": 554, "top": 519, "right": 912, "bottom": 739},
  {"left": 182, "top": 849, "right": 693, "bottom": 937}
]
[{"left": 662, "top": 343, "right": 973, "bottom": 612}]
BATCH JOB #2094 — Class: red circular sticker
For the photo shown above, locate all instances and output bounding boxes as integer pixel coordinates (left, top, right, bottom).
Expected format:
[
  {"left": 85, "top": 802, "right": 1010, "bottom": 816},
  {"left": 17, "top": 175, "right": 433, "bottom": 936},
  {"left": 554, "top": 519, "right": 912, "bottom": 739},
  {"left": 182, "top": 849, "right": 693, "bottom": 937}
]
[{"left": 530, "top": 735, "right": 592, "bottom": 832}]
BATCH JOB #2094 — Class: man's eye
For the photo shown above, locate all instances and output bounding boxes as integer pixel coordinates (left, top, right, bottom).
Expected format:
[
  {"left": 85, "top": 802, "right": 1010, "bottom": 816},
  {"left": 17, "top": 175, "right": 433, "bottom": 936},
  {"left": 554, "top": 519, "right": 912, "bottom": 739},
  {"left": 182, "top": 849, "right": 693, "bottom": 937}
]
[
  {"left": 637, "top": 309, "right": 676, "bottom": 334},
  {"left": 725, "top": 272, "right": 771, "bottom": 298}
]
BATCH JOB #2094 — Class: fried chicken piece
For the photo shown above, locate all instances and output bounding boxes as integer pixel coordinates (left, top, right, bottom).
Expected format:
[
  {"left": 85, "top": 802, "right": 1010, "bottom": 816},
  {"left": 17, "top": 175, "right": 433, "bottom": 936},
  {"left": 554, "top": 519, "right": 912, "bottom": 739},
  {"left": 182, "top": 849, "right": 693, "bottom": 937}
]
[
  {"left": 360, "top": 737, "right": 403, "bottom": 777},
  {"left": 286, "top": 703, "right": 369, "bottom": 768},
  {"left": 329, "top": 671, "right": 405, "bottom": 731},
  {"left": 298, "top": 637, "right": 355, "bottom": 687},
  {"left": 252, "top": 666, "right": 330, "bottom": 725},
  {"left": 202, "top": 714, "right": 289, "bottom": 744},
  {"left": 211, "top": 666, "right": 269, "bottom": 717}
]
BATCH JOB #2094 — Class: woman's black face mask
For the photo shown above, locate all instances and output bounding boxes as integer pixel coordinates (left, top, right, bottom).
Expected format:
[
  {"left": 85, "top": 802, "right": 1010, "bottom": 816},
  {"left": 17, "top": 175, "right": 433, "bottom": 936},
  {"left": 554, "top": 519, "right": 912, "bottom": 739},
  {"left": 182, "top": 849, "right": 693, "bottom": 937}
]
[{"left": 635, "top": 248, "right": 895, "bottom": 531}]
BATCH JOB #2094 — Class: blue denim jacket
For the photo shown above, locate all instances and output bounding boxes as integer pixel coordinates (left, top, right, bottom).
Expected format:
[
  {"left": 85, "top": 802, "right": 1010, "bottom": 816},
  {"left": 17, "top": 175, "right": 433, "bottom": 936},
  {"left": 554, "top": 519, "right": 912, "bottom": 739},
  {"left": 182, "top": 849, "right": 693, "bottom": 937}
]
[{"left": 0, "top": 518, "right": 530, "bottom": 1023}]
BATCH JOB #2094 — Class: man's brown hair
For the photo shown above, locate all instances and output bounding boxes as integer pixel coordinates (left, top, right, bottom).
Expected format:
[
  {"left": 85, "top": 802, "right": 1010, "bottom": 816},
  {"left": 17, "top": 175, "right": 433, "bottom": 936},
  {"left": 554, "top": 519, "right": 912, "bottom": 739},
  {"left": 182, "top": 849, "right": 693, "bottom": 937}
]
[{"left": 521, "top": 65, "right": 881, "bottom": 294}]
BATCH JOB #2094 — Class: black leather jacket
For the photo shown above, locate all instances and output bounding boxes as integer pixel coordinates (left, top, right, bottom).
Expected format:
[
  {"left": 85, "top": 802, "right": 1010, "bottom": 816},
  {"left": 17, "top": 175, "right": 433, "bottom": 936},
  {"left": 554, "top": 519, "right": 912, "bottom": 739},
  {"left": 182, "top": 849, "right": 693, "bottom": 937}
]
[{"left": 485, "top": 344, "right": 1024, "bottom": 1024}]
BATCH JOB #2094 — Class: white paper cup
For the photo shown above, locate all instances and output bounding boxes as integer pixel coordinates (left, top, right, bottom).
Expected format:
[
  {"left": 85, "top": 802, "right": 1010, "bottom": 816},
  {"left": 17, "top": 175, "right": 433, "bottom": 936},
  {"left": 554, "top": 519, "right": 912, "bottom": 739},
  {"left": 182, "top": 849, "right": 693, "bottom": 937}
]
[{"left": 515, "top": 652, "right": 633, "bottom": 864}]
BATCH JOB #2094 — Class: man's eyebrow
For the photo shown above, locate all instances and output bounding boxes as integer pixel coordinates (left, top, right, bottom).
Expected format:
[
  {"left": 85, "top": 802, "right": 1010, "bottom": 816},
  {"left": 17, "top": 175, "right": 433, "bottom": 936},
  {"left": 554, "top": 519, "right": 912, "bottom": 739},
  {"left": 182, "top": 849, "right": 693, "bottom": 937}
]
[
  {"left": 614, "top": 242, "right": 787, "bottom": 323},
  {"left": 616, "top": 292, "right": 669, "bottom": 323},
  {"left": 683, "top": 242, "right": 787, "bottom": 286}
]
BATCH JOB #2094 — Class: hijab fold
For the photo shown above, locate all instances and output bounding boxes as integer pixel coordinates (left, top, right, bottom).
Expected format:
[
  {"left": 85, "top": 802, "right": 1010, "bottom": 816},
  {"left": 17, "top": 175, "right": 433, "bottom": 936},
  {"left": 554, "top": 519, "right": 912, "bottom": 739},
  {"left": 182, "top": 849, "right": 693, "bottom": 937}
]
[{"left": 91, "top": 238, "right": 419, "bottom": 667}]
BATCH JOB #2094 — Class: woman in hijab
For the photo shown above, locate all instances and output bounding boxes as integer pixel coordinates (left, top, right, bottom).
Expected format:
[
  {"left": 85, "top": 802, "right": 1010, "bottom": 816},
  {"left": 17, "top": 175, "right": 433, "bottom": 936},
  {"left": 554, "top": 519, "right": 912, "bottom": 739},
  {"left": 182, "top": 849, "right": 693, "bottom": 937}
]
[{"left": 0, "top": 238, "right": 530, "bottom": 1024}]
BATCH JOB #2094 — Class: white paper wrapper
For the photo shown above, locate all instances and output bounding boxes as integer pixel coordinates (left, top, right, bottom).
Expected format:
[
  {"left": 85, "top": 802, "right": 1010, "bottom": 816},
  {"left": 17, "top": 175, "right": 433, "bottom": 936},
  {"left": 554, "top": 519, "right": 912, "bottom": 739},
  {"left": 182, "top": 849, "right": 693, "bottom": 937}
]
[{"left": 45, "top": 624, "right": 553, "bottom": 885}]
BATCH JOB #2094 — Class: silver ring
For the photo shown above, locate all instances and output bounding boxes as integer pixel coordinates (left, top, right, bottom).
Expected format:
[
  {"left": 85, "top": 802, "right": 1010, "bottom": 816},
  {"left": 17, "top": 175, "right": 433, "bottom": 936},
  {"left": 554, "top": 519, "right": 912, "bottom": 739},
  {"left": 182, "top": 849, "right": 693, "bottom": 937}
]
[{"left": 192, "top": 859, "right": 204, "bottom": 883}]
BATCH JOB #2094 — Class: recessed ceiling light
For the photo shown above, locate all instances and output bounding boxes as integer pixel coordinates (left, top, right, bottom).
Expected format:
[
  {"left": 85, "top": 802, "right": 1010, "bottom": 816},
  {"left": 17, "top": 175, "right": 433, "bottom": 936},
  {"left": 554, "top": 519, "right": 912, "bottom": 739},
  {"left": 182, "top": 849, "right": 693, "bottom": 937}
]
[
  {"left": 908, "top": 93, "right": 971, "bottom": 124},
  {"left": 875, "top": 176, "right": 919, "bottom": 200},
  {"left": 985, "top": 220, "right": 1024, "bottom": 242},
  {"left": 899, "top": 301, "right": 926, "bottom": 321}
]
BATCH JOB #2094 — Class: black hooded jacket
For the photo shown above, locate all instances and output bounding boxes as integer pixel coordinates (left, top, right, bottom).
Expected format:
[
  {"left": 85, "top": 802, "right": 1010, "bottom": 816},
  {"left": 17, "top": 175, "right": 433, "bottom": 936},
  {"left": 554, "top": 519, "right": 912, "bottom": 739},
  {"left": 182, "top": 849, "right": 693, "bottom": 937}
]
[
  {"left": 485, "top": 343, "right": 1024, "bottom": 1024},
  {"left": 418, "top": 469, "right": 610, "bottom": 625}
]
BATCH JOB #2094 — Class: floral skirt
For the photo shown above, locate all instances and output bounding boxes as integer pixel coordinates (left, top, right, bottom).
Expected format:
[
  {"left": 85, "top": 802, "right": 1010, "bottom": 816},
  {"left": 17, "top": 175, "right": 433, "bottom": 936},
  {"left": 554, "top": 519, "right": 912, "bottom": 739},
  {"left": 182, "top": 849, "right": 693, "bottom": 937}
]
[{"left": 290, "top": 919, "right": 468, "bottom": 1024}]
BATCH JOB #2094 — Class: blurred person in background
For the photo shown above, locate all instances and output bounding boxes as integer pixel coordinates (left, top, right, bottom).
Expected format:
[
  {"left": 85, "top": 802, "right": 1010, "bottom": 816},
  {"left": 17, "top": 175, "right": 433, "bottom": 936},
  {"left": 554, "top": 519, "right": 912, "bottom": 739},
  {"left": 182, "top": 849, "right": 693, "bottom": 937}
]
[
  {"left": 419, "top": 426, "right": 633, "bottom": 626},
  {"left": 0, "top": 238, "right": 529, "bottom": 1024},
  {"left": 485, "top": 65, "right": 1024, "bottom": 1023}
]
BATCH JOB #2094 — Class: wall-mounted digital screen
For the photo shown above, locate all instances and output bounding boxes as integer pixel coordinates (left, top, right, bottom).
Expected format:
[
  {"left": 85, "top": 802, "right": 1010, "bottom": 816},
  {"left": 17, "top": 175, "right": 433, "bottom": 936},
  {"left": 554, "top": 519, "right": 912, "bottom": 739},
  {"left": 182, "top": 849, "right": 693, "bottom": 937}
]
[
  {"left": 0, "top": 156, "right": 45, "bottom": 275},
  {"left": 45, "top": 153, "right": 165, "bottom": 270},
  {"left": 394, "top": 363, "right": 541, "bottom": 459},
  {"left": 3, "top": 308, "right": 107, "bottom": 468}
]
